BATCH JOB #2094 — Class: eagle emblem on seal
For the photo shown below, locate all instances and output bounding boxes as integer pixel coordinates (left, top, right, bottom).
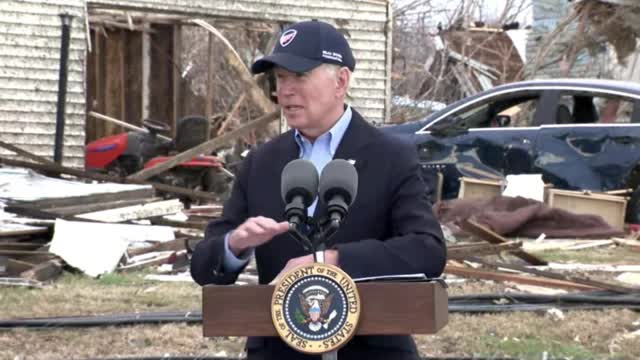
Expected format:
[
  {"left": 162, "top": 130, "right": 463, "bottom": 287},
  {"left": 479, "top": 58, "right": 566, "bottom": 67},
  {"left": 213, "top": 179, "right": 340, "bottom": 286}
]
[{"left": 297, "top": 285, "right": 338, "bottom": 332}]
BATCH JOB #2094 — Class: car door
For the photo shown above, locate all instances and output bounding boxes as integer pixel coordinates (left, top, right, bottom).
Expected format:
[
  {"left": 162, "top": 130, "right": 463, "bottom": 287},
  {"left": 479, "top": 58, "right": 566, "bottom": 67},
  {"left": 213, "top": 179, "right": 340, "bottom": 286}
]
[
  {"left": 415, "top": 91, "right": 544, "bottom": 199},
  {"left": 535, "top": 91, "right": 640, "bottom": 191}
]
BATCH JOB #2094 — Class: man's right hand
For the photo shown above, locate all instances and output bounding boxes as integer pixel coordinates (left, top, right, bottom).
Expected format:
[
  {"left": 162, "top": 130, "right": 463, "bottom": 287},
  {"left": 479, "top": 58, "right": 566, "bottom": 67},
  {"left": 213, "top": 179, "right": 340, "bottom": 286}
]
[{"left": 228, "top": 216, "right": 289, "bottom": 256}]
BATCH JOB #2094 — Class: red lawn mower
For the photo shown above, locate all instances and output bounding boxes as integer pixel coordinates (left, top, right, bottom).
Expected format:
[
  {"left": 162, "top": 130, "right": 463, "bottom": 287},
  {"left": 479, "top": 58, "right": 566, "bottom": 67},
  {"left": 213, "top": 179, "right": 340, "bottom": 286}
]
[{"left": 85, "top": 116, "right": 228, "bottom": 198}]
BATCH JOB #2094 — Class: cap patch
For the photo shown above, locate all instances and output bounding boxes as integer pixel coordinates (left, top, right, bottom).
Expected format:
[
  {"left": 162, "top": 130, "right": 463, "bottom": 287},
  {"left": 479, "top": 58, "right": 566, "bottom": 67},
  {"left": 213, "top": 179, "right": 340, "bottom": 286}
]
[
  {"left": 322, "top": 50, "right": 343, "bottom": 62},
  {"left": 280, "top": 29, "right": 298, "bottom": 47}
]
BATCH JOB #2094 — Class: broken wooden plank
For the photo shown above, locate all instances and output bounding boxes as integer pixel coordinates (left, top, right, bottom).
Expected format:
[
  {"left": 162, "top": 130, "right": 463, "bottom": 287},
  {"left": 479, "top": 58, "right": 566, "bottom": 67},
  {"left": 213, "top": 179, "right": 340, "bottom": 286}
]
[
  {"left": 127, "top": 110, "right": 280, "bottom": 181},
  {"left": 18, "top": 188, "right": 154, "bottom": 209},
  {"left": 20, "top": 259, "right": 63, "bottom": 282},
  {"left": 6, "top": 258, "right": 34, "bottom": 275},
  {"left": 0, "top": 250, "right": 57, "bottom": 257},
  {"left": 562, "top": 240, "right": 615, "bottom": 251},
  {"left": 0, "top": 277, "right": 43, "bottom": 288},
  {"left": 468, "top": 257, "right": 637, "bottom": 293},
  {"left": 458, "top": 219, "right": 548, "bottom": 265},
  {"left": 149, "top": 217, "right": 207, "bottom": 230},
  {"left": 533, "top": 263, "right": 640, "bottom": 273},
  {"left": 76, "top": 199, "right": 183, "bottom": 223},
  {"left": 48, "top": 197, "right": 162, "bottom": 216},
  {"left": 0, "top": 156, "right": 217, "bottom": 201},
  {"left": 88, "top": 111, "right": 172, "bottom": 140},
  {"left": 0, "top": 243, "right": 45, "bottom": 252},
  {"left": 448, "top": 241, "right": 522, "bottom": 259},
  {"left": 3, "top": 205, "right": 74, "bottom": 221},
  {"left": 613, "top": 238, "right": 640, "bottom": 251},
  {"left": 127, "top": 237, "right": 189, "bottom": 257},
  {"left": 0, "top": 140, "right": 57, "bottom": 166},
  {"left": 0, "top": 226, "right": 49, "bottom": 238},
  {"left": 445, "top": 264, "right": 597, "bottom": 291},
  {"left": 119, "top": 250, "right": 185, "bottom": 272}
]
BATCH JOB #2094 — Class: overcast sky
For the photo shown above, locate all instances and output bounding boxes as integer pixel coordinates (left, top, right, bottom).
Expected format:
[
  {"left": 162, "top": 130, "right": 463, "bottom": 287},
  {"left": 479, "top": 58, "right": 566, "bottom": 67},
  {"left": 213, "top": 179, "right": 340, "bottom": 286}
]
[{"left": 395, "top": 0, "right": 533, "bottom": 27}]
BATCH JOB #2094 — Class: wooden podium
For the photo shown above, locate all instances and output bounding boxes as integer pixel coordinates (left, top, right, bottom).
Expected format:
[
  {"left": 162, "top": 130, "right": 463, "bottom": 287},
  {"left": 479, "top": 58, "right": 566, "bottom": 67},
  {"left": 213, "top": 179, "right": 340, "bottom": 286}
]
[{"left": 202, "top": 281, "right": 448, "bottom": 338}]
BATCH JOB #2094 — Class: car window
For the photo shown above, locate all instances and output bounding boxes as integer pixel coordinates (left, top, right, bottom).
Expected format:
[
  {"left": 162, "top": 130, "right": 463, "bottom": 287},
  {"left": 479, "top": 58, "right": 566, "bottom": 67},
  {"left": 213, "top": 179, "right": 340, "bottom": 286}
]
[
  {"left": 496, "top": 100, "right": 537, "bottom": 127},
  {"left": 558, "top": 94, "right": 635, "bottom": 124},
  {"left": 455, "top": 98, "right": 538, "bottom": 129}
]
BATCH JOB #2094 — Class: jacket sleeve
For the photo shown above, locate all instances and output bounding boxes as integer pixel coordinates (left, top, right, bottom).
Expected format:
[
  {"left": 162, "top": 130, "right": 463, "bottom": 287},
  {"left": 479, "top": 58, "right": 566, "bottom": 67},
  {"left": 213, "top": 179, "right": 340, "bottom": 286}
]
[
  {"left": 190, "top": 151, "right": 253, "bottom": 286},
  {"left": 335, "top": 140, "right": 447, "bottom": 279}
]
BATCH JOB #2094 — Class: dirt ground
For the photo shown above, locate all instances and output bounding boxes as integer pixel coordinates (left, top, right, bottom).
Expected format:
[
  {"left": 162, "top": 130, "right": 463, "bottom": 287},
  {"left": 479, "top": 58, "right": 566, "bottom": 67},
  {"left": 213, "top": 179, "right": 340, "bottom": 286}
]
[{"left": 1, "top": 247, "right": 639, "bottom": 360}]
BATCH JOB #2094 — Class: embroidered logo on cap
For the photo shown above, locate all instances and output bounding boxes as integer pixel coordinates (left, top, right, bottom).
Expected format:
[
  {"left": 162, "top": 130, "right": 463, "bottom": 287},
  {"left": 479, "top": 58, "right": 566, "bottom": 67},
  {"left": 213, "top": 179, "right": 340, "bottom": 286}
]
[{"left": 280, "top": 29, "right": 298, "bottom": 47}]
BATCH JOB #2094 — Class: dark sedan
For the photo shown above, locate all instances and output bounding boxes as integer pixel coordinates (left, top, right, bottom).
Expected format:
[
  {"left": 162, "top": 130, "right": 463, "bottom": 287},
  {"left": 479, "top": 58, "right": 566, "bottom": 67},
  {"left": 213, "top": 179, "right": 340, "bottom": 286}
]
[{"left": 382, "top": 79, "right": 640, "bottom": 223}]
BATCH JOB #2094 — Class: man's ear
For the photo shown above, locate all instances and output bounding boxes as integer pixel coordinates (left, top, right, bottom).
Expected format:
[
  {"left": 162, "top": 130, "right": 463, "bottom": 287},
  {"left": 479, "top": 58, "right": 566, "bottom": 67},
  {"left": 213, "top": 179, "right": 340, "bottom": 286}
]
[{"left": 336, "top": 67, "right": 350, "bottom": 98}]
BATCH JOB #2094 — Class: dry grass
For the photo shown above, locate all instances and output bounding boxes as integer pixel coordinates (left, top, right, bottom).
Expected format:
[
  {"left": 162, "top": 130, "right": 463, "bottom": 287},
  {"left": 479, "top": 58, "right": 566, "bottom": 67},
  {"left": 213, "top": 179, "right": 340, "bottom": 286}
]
[{"left": 1, "top": 246, "right": 639, "bottom": 359}]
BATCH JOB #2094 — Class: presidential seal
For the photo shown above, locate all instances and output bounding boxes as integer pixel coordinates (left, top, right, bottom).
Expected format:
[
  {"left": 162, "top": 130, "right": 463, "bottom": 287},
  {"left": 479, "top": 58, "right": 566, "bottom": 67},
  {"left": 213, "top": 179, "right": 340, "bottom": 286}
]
[{"left": 271, "top": 263, "right": 360, "bottom": 354}]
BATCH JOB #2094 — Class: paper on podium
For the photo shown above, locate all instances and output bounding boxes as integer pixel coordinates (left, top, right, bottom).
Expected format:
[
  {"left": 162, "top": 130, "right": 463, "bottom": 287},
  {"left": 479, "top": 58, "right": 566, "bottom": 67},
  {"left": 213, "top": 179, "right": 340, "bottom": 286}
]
[{"left": 353, "top": 273, "right": 446, "bottom": 286}]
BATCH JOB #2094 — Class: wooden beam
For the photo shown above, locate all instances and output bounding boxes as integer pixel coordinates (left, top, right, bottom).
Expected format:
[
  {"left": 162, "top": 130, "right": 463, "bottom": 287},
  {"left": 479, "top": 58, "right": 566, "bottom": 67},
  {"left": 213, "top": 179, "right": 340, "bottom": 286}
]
[
  {"left": 445, "top": 264, "right": 597, "bottom": 291},
  {"left": 468, "top": 257, "right": 638, "bottom": 294},
  {"left": 127, "top": 109, "right": 279, "bottom": 181},
  {"left": 88, "top": 111, "right": 172, "bottom": 140},
  {"left": 0, "top": 250, "right": 57, "bottom": 257},
  {"left": 21, "top": 188, "right": 154, "bottom": 209},
  {"left": 0, "top": 140, "right": 54, "bottom": 164},
  {"left": 458, "top": 219, "right": 547, "bottom": 265},
  {"left": 49, "top": 197, "right": 160, "bottom": 216},
  {"left": 0, "top": 227, "right": 49, "bottom": 238},
  {"left": 448, "top": 241, "right": 522, "bottom": 260}
]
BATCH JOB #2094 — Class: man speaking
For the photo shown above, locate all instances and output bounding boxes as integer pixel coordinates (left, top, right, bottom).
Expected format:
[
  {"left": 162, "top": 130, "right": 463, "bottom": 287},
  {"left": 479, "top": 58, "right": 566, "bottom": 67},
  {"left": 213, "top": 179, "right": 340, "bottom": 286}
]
[{"left": 191, "top": 20, "right": 446, "bottom": 360}]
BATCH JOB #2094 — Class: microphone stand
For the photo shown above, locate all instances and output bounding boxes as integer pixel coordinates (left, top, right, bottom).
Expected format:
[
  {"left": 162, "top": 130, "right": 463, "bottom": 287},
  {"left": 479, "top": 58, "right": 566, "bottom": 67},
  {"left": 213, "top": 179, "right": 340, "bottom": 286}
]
[{"left": 286, "top": 215, "right": 343, "bottom": 360}]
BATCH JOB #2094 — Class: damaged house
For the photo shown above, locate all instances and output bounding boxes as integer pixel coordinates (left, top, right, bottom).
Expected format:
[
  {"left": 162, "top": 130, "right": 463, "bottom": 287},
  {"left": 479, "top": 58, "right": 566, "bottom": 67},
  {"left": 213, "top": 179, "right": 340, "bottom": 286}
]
[{"left": 0, "top": 0, "right": 393, "bottom": 168}]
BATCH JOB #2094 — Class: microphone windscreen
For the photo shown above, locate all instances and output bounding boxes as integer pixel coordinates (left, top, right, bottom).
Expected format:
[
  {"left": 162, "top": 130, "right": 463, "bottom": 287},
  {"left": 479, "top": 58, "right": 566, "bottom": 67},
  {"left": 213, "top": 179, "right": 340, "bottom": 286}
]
[
  {"left": 319, "top": 159, "right": 358, "bottom": 205},
  {"left": 281, "top": 159, "right": 319, "bottom": 207}
]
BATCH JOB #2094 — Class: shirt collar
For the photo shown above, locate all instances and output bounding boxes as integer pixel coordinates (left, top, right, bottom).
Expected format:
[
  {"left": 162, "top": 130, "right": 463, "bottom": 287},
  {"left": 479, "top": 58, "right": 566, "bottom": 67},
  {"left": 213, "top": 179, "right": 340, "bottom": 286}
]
[{"left": 294, "top": 106, "right": 352, "bottom": 157}]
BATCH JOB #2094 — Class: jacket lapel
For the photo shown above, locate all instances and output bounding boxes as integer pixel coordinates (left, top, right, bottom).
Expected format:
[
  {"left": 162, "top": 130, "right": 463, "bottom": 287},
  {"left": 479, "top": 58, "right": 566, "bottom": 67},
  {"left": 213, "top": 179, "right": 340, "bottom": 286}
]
[{"left": 312, "top": 109, "right": 374, "bottom": 221}]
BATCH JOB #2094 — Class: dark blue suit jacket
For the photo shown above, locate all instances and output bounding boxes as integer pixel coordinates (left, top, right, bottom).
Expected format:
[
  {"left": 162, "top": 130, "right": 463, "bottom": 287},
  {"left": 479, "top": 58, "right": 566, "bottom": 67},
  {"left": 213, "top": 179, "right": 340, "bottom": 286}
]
[{"left": 191, "top": 109, "right": 446, "bottom": 359}]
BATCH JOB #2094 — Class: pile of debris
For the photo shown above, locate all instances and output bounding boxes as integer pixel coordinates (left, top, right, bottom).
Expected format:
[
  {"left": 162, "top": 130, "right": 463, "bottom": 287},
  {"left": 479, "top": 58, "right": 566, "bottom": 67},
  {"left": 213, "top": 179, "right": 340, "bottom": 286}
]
[{"left": 0, "top": 162, "right": 222, "bottom": 287}]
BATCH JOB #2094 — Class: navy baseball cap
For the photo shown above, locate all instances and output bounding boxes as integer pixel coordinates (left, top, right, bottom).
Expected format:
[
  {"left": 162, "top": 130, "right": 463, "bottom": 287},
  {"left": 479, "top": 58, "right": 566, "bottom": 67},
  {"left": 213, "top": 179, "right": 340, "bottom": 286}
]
[{"left": 251, "top": 20, "right": 356, "bottom": 74}]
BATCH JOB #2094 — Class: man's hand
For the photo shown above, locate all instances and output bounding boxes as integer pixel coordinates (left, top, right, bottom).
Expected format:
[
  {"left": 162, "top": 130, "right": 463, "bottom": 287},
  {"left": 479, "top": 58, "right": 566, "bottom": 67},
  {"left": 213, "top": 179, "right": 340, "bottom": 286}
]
[
  {"left": 228, "top": 216, "right": 289, "bottom": 256},
  {"left": 270, "top": 250, "right": 339, "bottom": 284}
]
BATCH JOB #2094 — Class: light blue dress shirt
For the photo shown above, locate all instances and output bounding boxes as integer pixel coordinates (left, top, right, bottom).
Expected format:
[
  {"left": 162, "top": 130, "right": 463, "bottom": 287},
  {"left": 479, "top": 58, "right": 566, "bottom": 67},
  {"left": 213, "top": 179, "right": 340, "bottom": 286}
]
[{"left": 221, "top": 107, "right": 353, "bottom": 272}]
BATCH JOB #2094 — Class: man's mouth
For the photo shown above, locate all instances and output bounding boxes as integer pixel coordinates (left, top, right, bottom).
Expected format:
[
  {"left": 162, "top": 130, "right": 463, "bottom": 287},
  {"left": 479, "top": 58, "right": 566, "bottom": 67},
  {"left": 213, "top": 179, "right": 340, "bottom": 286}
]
[{"left": 284, "top": 105, "right": 303, "bottom": 112}]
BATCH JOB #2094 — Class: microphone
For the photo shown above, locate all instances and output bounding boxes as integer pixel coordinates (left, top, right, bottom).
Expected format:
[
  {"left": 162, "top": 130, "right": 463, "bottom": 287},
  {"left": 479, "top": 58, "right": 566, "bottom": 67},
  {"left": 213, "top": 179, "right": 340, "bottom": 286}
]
[
  {"left": 281, "top": 159, "right": 319, "bottom": 226},
  {"left": 318, "top": 159, "right": 358, "bottom": 224}
]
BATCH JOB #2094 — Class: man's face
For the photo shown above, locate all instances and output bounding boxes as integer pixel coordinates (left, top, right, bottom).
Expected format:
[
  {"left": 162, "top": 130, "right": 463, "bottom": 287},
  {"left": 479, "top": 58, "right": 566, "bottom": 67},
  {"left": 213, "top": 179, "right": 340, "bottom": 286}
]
[{"left": 274, "top": 65, "right": 344, "bottom": 137}]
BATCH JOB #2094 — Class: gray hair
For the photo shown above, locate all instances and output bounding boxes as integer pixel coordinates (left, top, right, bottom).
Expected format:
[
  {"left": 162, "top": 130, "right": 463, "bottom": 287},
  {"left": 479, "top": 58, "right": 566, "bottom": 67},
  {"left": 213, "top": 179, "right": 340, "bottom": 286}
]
[{"left": 321, "top": 63, "right": 351, "bottom": 88}]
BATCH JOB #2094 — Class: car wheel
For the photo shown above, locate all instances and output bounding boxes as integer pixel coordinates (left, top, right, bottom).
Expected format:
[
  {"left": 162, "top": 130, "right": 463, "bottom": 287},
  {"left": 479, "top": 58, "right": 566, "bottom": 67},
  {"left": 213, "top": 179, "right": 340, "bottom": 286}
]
[{"left": 625, "top": 187, "right": 640, "bottom": 224}]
